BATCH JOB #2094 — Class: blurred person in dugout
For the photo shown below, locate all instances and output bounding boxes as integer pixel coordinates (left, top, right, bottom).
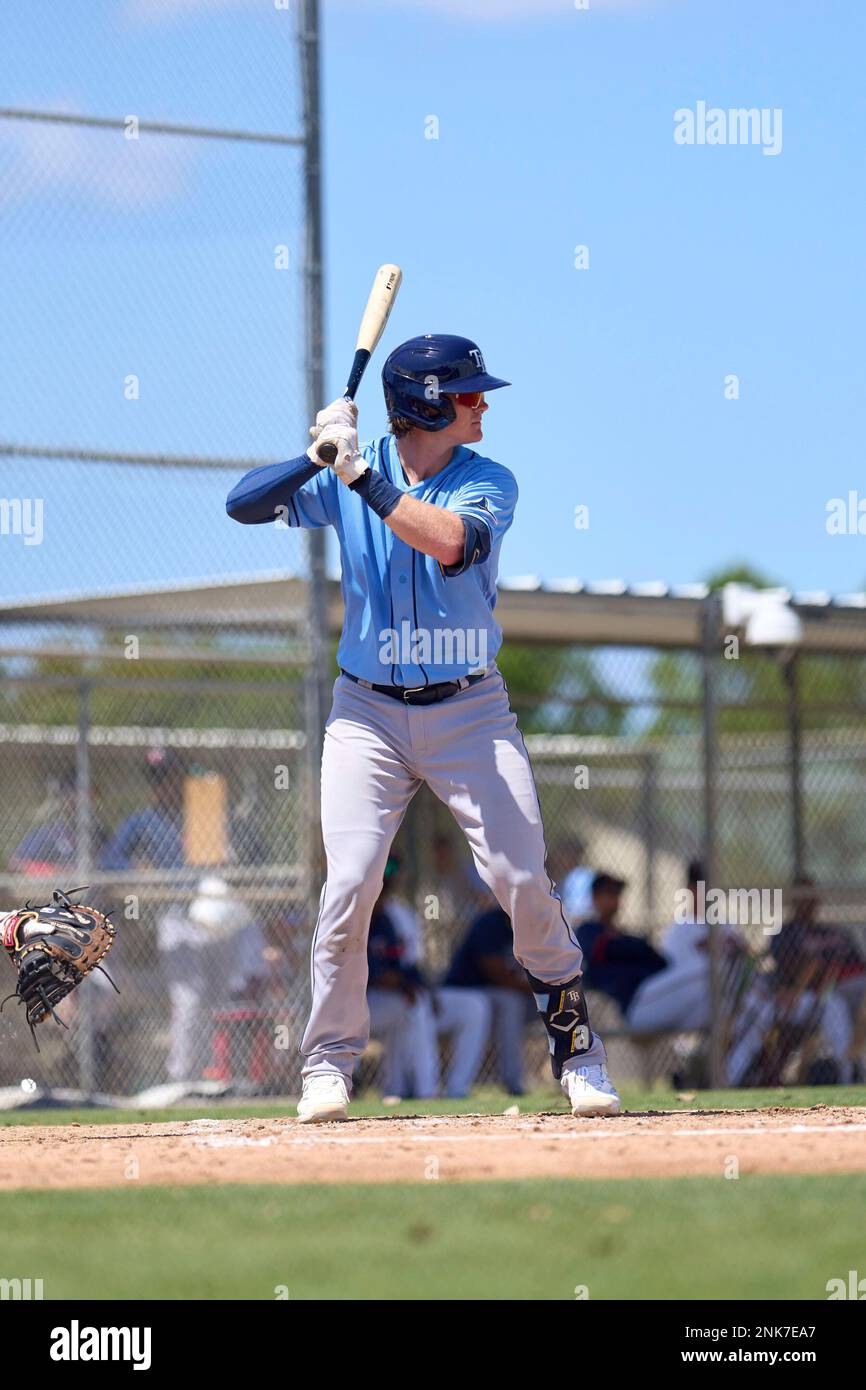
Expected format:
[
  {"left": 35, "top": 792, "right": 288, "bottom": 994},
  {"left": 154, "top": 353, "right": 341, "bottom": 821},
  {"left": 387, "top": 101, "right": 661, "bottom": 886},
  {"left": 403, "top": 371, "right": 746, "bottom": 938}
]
[
  {"left": 8, "top": 769, "right": 109, "bottom": 876},
  {"left": 377, "top": 854, "right": 491, "bottom": 1099},
  {"left": 411, "top": 831, "right": 492, "bottom": 982},
  {"left": 777, "top": 877, "right": 866, "bottom": 1071},
  {"left": 576, "top": 873, "right": 667, "bottom": 1023},
  {"left": 429, "top": 832, "right": 491, "bottom": 921},
  {"left": 365, "top": 862, "right": 426, "bottom": 1097},
  {"left": 443, "top": 905, "right": 537, "bottom": 1095},
  {"left": 99, "top": 747, "right": 267, "bottom": 1083},
  {"left": 548, "top": 835, "right": 594, "bottom": 927},
  {"left": 626, "top": 860, "right": 748, "bottom": 1037},
  {"left": 728, "top": 876, "right": 866, "bottom": 1086}
]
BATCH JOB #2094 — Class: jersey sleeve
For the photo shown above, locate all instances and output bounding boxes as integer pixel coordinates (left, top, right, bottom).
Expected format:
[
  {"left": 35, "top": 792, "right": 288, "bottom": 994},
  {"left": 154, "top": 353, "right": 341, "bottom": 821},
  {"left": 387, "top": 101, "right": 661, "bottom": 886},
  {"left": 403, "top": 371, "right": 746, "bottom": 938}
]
[
  {"left": 280, "top": 469, "right": 337, "bottom": 529},
  {"left": 440, "top": 462, "right": 519, "bottom": 577}
]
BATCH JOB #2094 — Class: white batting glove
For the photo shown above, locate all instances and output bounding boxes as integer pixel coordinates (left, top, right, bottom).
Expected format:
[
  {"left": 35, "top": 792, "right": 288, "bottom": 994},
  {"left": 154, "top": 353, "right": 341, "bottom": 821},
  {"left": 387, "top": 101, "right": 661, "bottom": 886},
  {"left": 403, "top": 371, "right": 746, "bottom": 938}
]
[
  {"left": 307, "top": 398, "right": 358, "bottom": 460},
  {"left": 310, "top": 423, "right": 369, "bottom": 485}
]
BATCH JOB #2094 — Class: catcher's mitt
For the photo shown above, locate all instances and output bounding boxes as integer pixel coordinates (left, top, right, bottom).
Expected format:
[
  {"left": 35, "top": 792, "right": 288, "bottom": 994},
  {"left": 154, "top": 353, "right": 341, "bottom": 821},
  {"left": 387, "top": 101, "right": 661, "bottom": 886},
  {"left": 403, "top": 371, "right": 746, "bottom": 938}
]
[{"left": 1, "top": 887, "right": 117, "bottom": 1045}]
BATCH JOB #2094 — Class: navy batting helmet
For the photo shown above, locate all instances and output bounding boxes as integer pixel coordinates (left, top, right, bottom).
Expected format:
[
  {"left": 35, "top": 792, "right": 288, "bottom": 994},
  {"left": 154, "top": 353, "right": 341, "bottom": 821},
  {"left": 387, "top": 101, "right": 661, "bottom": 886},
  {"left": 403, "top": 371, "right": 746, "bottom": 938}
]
[{"left": 382, "top": 334, "right": 510, "bottom": 432}]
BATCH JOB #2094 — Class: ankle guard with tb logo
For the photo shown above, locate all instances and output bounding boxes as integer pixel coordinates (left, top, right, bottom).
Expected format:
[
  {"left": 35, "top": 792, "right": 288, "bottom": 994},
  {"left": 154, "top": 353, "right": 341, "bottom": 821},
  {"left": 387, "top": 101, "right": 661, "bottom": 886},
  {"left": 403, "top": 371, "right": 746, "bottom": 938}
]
[{"left": 525, "top": 971, "right": 593, "bottom": 1080}]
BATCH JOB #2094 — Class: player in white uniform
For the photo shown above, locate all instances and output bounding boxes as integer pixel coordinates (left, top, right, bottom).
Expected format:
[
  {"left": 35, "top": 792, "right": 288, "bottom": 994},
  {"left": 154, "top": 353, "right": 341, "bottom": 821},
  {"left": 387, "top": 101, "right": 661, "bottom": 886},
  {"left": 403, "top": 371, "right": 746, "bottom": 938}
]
[
  {"left": 626, "top": 862, "right": 742, "bottom": 1035},
  {"left": 227, "top": 335, "right": 620, "bottom": 1120}
]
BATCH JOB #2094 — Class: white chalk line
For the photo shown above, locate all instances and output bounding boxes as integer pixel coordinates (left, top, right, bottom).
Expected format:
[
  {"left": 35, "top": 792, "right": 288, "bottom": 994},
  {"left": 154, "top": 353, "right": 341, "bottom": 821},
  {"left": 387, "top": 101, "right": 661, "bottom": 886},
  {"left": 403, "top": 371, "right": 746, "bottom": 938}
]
[
  {"left": 193, "top": 1135, "right": 279, "bottom": 1149},
  {"left": 197, "top": 1121, "right": 866, "bottom": 1149}
]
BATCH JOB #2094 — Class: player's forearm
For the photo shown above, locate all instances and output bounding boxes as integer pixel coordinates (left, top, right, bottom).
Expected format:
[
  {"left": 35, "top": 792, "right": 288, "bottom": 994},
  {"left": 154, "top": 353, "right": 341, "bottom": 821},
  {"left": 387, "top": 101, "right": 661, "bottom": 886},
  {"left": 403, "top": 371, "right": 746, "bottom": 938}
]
[
  {"left": 346, "top": 469, "right": 464, "bottom": 564},
  {"left": 383, "top": 493, "right": 465, "bottom": 566},
  {"left": 226, "top": 454, "right": 320, "bottom": 525}
]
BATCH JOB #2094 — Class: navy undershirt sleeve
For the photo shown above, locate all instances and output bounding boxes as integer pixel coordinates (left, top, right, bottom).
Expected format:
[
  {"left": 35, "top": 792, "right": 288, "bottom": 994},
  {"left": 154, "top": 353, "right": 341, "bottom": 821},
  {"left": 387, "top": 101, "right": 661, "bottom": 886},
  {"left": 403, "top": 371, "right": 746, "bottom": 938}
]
[{"left": 226, "top": 454, "right": 320, "bottom": 525}]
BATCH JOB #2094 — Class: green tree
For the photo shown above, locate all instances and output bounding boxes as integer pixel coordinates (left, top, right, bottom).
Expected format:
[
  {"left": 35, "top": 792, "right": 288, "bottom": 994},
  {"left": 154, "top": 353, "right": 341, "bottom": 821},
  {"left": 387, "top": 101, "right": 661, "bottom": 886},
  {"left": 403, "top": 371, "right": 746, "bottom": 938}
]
[
  {"left": 647, "top": 564, "right": 866, "bottom": 737},
  {"left": 497, "top": 644, "right": 629, "bottom": 735}
]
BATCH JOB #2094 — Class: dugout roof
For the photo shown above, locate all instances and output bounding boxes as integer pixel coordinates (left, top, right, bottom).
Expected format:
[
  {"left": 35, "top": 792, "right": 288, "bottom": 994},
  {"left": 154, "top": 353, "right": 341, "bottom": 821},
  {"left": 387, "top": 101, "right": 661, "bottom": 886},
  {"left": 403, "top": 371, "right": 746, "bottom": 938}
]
[{"left": 1, "top": 572, "right": 866, "bottom": 654}]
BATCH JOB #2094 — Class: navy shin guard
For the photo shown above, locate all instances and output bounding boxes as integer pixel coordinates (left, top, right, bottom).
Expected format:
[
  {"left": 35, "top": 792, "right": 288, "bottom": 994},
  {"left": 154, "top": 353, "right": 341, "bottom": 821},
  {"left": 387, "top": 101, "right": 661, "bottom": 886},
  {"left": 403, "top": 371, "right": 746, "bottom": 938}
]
[{"left": 525, "top": 972, "right": 593, "bottom": 1080}]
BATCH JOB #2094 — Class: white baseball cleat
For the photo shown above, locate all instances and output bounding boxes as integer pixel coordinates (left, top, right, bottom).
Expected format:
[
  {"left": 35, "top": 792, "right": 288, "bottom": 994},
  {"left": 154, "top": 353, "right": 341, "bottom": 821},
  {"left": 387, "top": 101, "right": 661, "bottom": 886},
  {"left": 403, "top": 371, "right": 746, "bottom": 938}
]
[
  {"left": 561, "top": 1062, "right": 621, "bottom": 1117},
  {"left": 297, "top": 1073, "right": 350, "bottom": 1124}
]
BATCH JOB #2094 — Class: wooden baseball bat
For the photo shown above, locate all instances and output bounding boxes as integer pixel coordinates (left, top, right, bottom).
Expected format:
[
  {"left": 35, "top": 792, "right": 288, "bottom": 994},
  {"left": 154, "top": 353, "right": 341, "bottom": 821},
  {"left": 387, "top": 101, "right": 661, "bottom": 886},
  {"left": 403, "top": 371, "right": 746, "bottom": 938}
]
[{"left": 316, "top": 263, "right": 403, "bottom": 464}]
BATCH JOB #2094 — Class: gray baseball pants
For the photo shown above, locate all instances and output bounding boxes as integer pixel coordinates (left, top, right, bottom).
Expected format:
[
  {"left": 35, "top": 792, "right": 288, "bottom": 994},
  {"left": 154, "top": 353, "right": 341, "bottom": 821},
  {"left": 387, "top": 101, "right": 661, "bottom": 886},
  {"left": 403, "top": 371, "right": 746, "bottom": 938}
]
[{"left": 300, "top": 668, "right": 607, "bottom": 1083}]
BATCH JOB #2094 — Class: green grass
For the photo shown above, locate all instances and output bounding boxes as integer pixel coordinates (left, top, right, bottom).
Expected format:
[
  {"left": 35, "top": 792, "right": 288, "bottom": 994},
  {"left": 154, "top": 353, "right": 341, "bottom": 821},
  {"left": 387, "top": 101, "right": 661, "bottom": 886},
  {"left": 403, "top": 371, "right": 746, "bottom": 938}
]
[
  {"left": 2, "top": 1083, "right": 864, "bottom": 1127},
  {"left": 3, "top": 1175, "right": 866, "bottom": 1299},
  {"left": 3, "top": 1086, "right": 864, "bottom": 1299}
]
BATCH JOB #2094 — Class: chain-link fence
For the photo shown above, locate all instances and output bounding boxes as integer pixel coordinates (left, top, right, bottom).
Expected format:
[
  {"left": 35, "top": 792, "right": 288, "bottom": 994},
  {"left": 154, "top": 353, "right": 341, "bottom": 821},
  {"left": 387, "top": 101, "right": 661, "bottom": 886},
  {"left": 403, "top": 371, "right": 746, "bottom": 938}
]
[
  {"left": 2, "top": 594, "right": 865, "bottom": 1099},
  {"left": 0, "top": 4, "right": 326, "bottom": 1100},
  {"left": 0, "top": 609, "right": 314, "bottom": 1097}
]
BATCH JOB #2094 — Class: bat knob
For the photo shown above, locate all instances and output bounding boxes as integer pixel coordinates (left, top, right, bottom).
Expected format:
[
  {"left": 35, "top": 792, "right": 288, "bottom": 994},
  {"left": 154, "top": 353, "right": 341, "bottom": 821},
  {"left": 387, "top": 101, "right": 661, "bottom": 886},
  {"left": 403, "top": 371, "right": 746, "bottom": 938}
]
[{"left": 316, "top": 442, "right": 339, "bottom": 465}]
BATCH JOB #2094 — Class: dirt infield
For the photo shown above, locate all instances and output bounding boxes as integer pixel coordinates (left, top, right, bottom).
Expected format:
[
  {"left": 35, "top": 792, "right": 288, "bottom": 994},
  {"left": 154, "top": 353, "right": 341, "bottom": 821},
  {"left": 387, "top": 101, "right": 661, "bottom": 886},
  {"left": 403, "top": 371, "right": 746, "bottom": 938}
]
[{"left": 1, "top": 1105, "right": 865, "bottom": 1189}]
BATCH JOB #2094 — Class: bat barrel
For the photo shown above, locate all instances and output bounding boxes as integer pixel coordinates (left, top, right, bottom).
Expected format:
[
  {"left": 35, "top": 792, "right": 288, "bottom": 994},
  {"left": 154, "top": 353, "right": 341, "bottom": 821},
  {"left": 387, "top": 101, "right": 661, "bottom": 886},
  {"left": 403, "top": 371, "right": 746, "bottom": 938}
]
[{"left": 313, "top": 265, "right": 401, "bottom": 467}]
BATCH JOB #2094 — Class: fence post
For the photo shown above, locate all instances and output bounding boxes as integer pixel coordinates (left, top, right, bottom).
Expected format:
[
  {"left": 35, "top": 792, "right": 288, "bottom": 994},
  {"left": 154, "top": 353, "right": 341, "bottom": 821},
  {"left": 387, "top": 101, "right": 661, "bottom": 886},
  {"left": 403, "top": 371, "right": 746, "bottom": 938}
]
[
  {"left": 639, "top": 750, "right": 657, "bottom": 924},
  {"left": 75, "top": 679, "right": 96, "bottom": 1095},
  {"left": 299, "top": 0, "right": 329, "bottom": 927},
  {"left": 700, "top": 591, "right": 724, "bottom": 1088},
  {"left": 784, "top": 654, "right": 805, "bottom": 879}
]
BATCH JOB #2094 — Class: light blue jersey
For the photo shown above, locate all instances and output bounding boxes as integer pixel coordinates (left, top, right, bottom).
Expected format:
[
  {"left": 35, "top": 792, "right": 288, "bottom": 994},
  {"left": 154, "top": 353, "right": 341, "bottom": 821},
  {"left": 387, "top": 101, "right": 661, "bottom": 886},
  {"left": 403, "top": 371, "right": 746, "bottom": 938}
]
[{"left": 271, "top": 435, "right": 517, "bottom": 687}]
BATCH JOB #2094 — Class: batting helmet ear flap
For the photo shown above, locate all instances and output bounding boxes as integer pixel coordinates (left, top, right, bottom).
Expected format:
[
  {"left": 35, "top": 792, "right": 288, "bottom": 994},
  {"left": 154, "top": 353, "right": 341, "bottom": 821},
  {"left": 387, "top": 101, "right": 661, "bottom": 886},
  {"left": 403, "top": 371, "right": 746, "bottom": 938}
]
[{"left": 383, "top": 377, "right": 456, "bottom": 431}]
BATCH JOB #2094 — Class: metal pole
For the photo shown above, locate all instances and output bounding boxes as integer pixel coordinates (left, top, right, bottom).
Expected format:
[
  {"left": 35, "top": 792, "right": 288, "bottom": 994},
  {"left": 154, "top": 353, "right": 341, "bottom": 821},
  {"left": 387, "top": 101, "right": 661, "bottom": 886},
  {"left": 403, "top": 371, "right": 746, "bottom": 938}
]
[
  {"left": 0, "top": 442, "right": 273, "bottom": 470},
  {"left": 785, "top": 655, "right": 805, "bottom": 879},
  {"left": 640, "top": 751, "right": 657, "bottom": 925},
  {"left": 299, "top": 0, "right": 329, "bottom": 909},
  {"left": 700, "top": 592, "right": 724, "bottom": 1088},
  {"left": 76, "top": 680, "right": 96, "bottom": 1094}
]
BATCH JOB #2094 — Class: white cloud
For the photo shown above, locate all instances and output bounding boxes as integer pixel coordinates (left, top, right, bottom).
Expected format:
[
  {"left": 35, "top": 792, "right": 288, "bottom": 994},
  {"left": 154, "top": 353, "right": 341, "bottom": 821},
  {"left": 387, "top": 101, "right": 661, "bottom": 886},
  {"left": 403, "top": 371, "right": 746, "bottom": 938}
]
[
  {"left": 0, "top": 107, "right": 195, "bottom": 210},
  {"left": 123, "top": 0, "right": 663, "bottom": 23},
  {"left": 339, "top": 0, "right": 664, "bottom": 15},
  {"left": 125, "top": 0, "right": 260, "bottom": 22}
]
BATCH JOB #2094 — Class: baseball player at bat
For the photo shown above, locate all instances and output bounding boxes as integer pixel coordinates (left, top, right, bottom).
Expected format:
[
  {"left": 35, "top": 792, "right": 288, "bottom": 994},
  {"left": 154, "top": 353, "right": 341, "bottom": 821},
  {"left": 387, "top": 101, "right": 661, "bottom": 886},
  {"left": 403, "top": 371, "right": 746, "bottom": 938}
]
[{"left": 226, "top": 333, "right": 620, "bottom": 1120}]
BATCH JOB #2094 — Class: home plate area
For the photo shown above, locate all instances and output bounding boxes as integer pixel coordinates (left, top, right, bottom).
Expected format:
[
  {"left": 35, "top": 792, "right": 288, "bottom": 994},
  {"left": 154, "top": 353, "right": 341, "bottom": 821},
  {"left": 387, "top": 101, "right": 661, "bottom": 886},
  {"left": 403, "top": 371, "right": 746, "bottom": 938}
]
[{"left": 1, "top": 1106, "right": 865, "bottom": 1189}]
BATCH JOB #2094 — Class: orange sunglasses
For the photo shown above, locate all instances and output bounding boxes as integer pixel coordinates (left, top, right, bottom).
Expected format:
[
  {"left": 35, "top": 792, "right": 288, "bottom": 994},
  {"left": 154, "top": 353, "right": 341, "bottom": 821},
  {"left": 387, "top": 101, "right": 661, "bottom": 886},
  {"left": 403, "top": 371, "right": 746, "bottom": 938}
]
[{"left": 453, "top": 390, "right": 485, "bottom": 409}]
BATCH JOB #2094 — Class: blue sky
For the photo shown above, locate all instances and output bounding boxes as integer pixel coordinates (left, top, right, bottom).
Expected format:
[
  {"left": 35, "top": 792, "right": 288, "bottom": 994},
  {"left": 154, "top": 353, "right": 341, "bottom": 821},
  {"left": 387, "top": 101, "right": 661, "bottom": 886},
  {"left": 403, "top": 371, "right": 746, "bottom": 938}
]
[{"left": 2, "top": 0, "right": 865, "bottom": 601}]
